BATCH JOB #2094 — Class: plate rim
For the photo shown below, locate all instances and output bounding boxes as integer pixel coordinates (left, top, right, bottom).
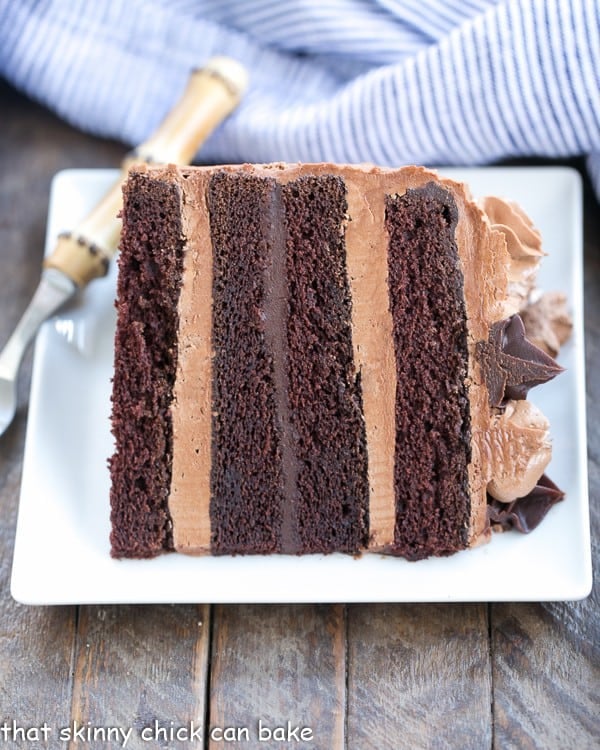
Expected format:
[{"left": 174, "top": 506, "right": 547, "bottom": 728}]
[{"left": 10, "top": 165, "right": 592, "bottom": 605}]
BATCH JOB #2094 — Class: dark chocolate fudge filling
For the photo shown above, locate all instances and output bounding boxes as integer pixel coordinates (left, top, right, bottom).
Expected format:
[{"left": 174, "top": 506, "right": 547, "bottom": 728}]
[
  {"left": 385, "top": 182, "right": 471, "bottom": 560},
  {"left": 109, "top": 172, "right": 184, "bottom": 558}
]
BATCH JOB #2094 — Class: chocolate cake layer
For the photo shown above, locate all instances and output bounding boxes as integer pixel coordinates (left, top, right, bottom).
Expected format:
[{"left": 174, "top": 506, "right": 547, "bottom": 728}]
[
  {"left": 385, "top": 182, "right": 471, "bottom": 559},
  {"left": 283, "top": 175, "right": 369, "bottom": 553},
  {"left": 208, "top": 172, "right": 285, "bottom": 554},
  {"left": 110, "top": 172, "right": 185, "bottom": 558}
]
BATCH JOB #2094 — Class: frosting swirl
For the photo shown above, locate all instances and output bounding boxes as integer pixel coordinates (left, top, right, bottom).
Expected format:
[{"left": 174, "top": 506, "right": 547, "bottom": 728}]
[
  {"left": 479, "top": 195, "right": 543, "bottom": 314},
  {"left": 520, "top": 290, "right": 573, "bottom": 358},
  {"left": 486, "top": 400, "right": 552, "bottom": 503}
]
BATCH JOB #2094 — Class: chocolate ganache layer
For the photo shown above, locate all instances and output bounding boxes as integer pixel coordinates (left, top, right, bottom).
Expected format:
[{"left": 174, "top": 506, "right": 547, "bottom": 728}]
[{"left": 487, "top": 473, "right": 565, "bottom": 533}]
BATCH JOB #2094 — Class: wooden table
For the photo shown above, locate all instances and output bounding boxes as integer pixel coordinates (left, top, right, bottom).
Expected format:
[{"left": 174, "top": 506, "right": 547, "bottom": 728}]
[{"left": 0, "top": 82, "right": 598, "bottom": 750}]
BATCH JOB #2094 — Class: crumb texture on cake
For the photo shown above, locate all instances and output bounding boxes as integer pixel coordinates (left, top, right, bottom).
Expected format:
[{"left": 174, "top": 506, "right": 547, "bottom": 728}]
[
  {"left": 385, "top": 182, "right": 471, "bottom": 559},
  {"left": 208, "top": 172, "right": 285, "bottom": 554},
  {"left": 282, "top": 175, "right": 369, "bottom": 553},
  {"left": 109, "top": 172, "right": 185, "bottom": 558},
  {"left": 207, "top": 171, "right": 368, "bottom": 554}
]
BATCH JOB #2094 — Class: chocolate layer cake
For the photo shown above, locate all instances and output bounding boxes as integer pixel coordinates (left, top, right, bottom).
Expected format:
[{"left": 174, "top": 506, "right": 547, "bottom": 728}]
[{"left": 109, "top": 163, "right": 563, "bottom": 559}]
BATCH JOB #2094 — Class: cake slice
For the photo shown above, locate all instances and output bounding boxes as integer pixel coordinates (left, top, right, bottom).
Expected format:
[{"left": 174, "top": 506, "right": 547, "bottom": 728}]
[{"left": 109, "top": 163, "right": 563, "bottom": 559}]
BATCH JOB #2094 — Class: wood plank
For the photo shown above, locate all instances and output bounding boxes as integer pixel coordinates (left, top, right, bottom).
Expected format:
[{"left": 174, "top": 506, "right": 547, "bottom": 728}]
[
  {"left": 208, "top": 604, "right": 345, "bottom": 749},
  {"left": 0, "top": 414, "right": 77, "bottom": 733},
  {"left": 491, "top": 603, "right": 599, "bottom": 749},
  {"left": 68, "top": 604, "right": 211, "bottom": 749},
  {"left": 346, "top": 604, "right": 492, "bottom": 749},
  {"left": 0, "top": 82, "right": 80, "bottom": 739}
]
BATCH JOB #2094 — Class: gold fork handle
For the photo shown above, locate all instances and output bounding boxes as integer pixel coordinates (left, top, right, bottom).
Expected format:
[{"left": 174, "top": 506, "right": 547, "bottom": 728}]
[{"left": 44, "top": 57, "right": 248, "bottom": 287}]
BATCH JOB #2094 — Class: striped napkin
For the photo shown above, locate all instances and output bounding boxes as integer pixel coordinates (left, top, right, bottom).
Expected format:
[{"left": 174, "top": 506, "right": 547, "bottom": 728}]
[{"left": 1, "top": 0, "right": 599, "bottom": 197}]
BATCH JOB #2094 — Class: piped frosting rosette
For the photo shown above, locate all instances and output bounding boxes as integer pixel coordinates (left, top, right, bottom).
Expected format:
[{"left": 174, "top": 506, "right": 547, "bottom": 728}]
[{"left": 478, "top": 195, "right": 544, "bottom": 315}]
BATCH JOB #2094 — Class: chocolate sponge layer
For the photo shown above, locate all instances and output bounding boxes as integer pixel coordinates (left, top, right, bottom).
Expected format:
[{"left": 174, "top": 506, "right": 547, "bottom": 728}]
[
  {"left": 283, "top": 175, "right": 369, "bottom": 553},
  {"left": 110, "top": 172, "right": 184, "bottom": 558},
  {"left": 208, "top": 172, "right": 285, "bottom": 554},
  {"left": 385, "top": 182, "right": 471, "bottom": 560}
]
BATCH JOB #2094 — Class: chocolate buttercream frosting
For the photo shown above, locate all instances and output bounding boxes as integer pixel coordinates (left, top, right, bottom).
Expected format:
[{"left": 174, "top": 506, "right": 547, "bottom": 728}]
[
  {"left": 520, "top": 291, "right": 573, "bottom": 358},
  {"left": 476, "top": 314, "right": 564, "bottom": 407},
  {"left": 478, "top": 195, "right": 543, "bottom": 314},
  {"left": 487, "top": 474, "right": 564, "bottom": 533},
  {"left": 485, "top": 399, "right": 552, "bottom": 503}
]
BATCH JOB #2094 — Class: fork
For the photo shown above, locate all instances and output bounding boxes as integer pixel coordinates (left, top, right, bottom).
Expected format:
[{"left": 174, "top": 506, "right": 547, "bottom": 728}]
[
  {"left": 0, "top": 57, "right": 247, "bottom": 437},
  {"left": 0, "top": 269, "right": 75, "bottom": 434}
]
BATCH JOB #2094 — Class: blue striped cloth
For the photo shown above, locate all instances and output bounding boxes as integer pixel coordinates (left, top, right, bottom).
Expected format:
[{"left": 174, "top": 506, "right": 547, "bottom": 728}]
[{"left": 1, "top": 1, "right": 599, "bottom": 198}]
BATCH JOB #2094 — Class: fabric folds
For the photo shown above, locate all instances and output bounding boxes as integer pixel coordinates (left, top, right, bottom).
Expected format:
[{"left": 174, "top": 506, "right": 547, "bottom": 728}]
[{"left": 0, "top": 0, "right": 598, "bottom": 198}]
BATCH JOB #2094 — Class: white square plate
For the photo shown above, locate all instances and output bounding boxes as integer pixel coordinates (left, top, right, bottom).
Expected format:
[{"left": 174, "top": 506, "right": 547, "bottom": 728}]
[{"left": 11, "top": 167, "right": 592, "bottom": 604}]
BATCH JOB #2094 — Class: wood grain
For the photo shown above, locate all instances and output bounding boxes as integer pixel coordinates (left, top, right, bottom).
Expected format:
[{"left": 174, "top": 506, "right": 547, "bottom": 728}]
[
  {"left": 0, "top": 83, "right": 81, "bottom": 734},
  {"left": 69, "top": 604, "right": 210, "bottom": 749},
  {"left": 0, "top": 412, "right": 76, "bottom": 730},
  {"left": 346, "top": 604, "right": 492, "bottom": 749},
  {"left": 208, "top": 604, "right": 346, "bottom": 749},
  {"left": 491, "top": 603, "right": 599, "bottom": 749}
]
